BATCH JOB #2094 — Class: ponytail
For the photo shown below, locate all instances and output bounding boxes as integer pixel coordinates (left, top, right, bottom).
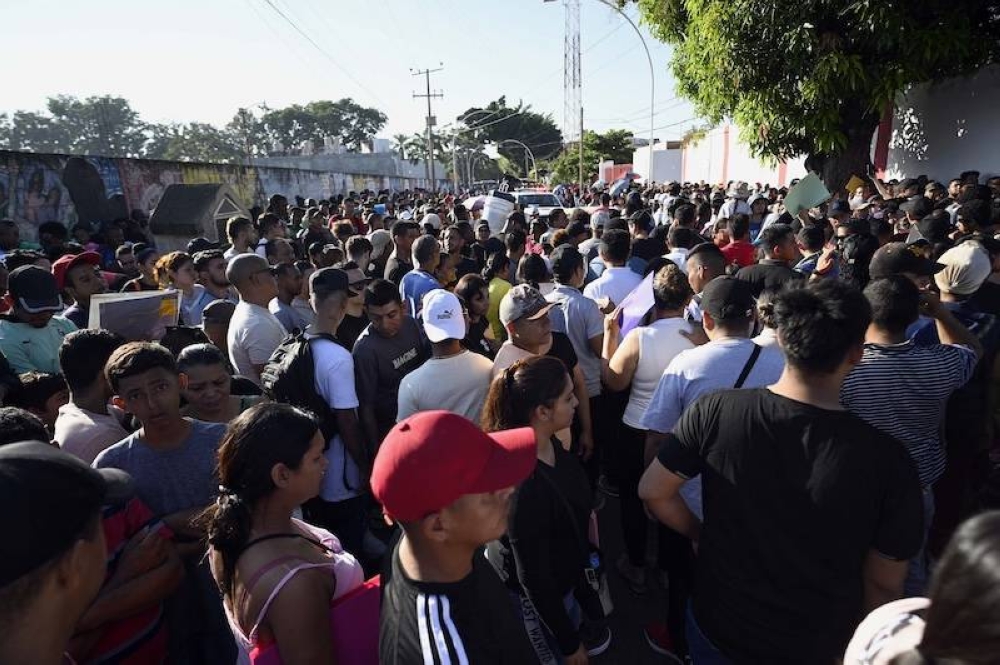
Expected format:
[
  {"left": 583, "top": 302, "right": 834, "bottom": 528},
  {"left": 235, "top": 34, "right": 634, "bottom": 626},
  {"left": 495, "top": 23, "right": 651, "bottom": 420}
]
[
  {"left": 203, "top": 489, "right": 253, "bottom": 597},
  {"left": 481, "top": 356, "right": 567, "bottom": 432}
]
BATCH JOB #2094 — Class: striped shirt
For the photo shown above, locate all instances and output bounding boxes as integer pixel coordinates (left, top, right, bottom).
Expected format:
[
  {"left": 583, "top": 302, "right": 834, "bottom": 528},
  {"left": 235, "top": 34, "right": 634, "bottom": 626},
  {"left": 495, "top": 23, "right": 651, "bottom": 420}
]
[
  {"left": 841, "top": 341, "right": 977, "bottom": 486},
  {"left": 380, "top": 538, "right": 538, "bottom": 664}
]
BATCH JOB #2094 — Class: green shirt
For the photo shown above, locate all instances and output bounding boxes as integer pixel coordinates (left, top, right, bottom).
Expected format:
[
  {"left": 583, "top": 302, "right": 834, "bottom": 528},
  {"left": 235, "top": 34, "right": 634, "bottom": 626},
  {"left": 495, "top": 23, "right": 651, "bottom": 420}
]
[{"left": 0, "top": 316, "right": 77, "bottom": 374}]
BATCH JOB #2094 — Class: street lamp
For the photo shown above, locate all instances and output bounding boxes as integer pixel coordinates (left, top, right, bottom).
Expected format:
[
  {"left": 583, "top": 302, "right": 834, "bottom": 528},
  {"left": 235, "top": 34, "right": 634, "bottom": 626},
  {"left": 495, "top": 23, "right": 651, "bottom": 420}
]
[
  {"left": 593, "top": 0, "right": 655, "bottom": 177},
  {"left": 495, "top": 140, "right": 538, "bottom": 181}
]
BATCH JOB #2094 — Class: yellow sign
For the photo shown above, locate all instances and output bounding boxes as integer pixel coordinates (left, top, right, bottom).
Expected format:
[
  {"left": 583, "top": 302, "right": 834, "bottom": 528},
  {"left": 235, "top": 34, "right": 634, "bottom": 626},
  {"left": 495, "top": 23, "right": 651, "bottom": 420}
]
[{"left": 845, "top": 175, "right": 866, "bottom": 194}]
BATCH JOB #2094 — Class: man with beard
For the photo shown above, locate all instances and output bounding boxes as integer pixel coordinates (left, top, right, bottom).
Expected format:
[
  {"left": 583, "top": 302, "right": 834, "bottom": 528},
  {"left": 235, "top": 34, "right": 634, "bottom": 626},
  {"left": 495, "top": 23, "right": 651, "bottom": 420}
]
[{"left": 193, "top": 250, "right": 237, "bottom": 304}]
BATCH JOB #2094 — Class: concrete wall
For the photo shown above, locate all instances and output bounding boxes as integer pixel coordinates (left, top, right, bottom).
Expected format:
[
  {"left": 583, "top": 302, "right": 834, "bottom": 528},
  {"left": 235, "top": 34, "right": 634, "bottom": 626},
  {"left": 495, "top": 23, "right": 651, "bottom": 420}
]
[
  {"left": 0, "top": 149, "right": 448, "bottom": 242},
  {"left": 680, "top": 125, "right": 806, "bottom": 186}
]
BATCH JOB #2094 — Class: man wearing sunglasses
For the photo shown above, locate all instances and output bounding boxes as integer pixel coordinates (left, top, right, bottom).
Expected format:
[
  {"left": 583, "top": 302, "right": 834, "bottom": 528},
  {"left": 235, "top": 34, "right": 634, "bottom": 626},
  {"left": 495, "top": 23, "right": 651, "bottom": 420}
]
[{"left": 226, "top": 254, "right": 287, "bottom": 387}]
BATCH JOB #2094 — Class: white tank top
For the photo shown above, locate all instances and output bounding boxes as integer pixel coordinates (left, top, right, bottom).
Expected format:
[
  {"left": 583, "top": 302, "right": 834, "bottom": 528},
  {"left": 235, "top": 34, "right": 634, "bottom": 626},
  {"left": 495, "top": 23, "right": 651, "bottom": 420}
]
[{"left": 622, "top": 317, "right": 695, "bottom": 429}]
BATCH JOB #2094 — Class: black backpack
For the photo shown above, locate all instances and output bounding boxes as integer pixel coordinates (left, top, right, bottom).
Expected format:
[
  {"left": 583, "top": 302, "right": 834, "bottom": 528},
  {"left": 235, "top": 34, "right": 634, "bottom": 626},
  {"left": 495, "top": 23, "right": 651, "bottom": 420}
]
[
  {"left": 260, "top": 330, "right": 342, "bottom": 443},
  {"left": 839, "top": 232, "right": 879, "bottom": 289}
]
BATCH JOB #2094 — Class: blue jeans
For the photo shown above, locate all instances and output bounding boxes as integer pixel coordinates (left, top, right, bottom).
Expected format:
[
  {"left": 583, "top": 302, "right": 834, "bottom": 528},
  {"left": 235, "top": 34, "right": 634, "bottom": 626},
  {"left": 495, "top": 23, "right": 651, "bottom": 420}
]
[
  {"left": 904, "top": 487, "right": 936, "bottom": 596},
  {"left": 685, "top": 603, "right": 733, "bottom": 665}
]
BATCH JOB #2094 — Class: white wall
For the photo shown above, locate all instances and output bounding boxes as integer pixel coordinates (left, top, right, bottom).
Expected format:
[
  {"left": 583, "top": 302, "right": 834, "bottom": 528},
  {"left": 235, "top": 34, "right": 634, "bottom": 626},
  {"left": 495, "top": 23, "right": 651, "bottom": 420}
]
[
  {"left": 884, "top": 65, "right": 1000, "bottom": 181},
  {"left": 632, "top": 144, "right": 682, "bottom": 183},
  {"left": 679, "top": 124, "right": 805, "bottom": 186}
]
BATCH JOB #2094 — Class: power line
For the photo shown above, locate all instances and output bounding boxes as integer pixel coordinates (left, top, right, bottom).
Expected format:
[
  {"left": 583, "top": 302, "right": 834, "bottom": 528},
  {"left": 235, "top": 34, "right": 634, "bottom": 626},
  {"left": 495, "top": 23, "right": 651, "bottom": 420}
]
[{"left": 257, "top": 0, "right": 386, "bottom": 106}]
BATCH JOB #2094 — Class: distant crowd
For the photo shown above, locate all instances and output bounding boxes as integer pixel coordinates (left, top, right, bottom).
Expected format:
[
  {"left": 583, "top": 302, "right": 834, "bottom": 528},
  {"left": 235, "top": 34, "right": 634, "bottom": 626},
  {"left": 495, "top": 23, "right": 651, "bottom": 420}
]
[{"left": 1, "top": 170, "right": 1000, "bottom": 665}]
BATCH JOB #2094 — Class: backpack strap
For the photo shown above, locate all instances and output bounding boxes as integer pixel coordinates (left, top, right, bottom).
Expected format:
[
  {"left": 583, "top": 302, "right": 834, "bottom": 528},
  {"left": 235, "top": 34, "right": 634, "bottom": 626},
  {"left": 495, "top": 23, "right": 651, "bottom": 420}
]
[{"left": 734, "top": 343, "right": 762, "bottom": 389}]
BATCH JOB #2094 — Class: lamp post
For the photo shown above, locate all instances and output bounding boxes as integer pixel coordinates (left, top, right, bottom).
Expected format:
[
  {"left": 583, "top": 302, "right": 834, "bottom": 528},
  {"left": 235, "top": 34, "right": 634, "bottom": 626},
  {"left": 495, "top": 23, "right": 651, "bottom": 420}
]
[
  {"left": 496, "top": 139, "right": 538, "bottom": 181},
  {"left": 593, "top": 0, "right": 655, "bottom": 179}
]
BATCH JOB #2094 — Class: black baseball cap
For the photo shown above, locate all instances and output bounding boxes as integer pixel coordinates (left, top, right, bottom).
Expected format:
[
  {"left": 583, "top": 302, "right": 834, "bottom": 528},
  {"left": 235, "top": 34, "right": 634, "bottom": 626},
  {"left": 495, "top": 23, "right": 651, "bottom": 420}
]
[
  {"left": 310, "top": 267, "right": 359, "bottom": 298},
  {"left": 900, "top": 195, "right": 932, "bottom": 218},
  {"left": 0, "top": 441, "right": 133, "bottom": 588},
  {"left": 828, "top": 200, "right": 851, "bottom": 216},
  {"left": 869, "top": 242, "right": 945, "bottom": 280},
  {"left": 8, "top": 265, "right": 62, "bottom": 313},
  {"left": 701, "top": 276, "right": 754, "bottom": 321}
]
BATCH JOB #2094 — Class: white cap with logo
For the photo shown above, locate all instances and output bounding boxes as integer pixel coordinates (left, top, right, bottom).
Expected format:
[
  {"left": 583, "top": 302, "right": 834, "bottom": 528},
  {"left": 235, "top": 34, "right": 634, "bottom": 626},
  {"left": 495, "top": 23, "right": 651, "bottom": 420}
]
[{"left": 421, "top": 289, "right": 466, "bottom": 342}]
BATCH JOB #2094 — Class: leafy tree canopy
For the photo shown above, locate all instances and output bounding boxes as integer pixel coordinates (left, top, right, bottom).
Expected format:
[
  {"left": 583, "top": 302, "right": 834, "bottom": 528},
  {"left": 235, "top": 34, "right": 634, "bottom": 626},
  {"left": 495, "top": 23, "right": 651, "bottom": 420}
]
[
  {"left": 548, "top": 128, "right": 634, "bottom": 185},
  {"left": 633, "top": 0, "right": 1000, "bottom": 188},
  {"left": 457, "top": 97, "right": 564, "bottom": 163}
]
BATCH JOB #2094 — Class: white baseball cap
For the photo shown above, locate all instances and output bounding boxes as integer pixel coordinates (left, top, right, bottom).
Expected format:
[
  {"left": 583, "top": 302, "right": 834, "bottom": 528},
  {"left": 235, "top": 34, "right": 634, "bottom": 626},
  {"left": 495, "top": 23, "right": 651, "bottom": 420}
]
[
  {"left": 422, "top": 213, "right": 442, "bottom": 230},
  {"left": 421, "top": 289, "right": 466, "bottom": 342}
]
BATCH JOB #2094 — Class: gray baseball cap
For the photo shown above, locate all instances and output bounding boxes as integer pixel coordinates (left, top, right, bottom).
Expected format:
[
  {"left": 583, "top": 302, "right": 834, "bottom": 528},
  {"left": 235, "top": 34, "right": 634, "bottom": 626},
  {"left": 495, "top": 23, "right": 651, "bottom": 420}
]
[{"left": 499, "top": 284, "right": 556, "bottom": 327}]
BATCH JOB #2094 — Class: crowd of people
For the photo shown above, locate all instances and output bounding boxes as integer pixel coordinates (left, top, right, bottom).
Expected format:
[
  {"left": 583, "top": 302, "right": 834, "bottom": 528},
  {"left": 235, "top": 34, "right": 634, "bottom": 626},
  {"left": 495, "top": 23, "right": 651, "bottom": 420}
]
[{"left": 1, "top": 172, "right": 1000, "bottom": 665}]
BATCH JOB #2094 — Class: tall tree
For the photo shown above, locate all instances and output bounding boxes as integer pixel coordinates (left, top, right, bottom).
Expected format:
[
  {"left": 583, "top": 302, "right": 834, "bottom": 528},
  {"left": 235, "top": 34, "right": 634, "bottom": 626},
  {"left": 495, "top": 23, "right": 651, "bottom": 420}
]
[
  {"left": 548, "top": 129, "right": 634, "bottom": 185},
  {"left": 458, "top": 97, "right": 564, "bottom": 163},
  {"left": 634, "top": 0, "right": 1000, "bottom": 189}
]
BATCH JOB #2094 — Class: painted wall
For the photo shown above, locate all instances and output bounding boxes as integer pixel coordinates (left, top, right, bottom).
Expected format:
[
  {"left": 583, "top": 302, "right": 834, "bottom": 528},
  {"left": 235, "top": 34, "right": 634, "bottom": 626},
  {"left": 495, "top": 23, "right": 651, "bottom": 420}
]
[
  {"left": 883, "top": 65, "right": 1000, "bottom": 182},
  {"left": 0, "top": 150, "right": 446, "bottom": 242}
]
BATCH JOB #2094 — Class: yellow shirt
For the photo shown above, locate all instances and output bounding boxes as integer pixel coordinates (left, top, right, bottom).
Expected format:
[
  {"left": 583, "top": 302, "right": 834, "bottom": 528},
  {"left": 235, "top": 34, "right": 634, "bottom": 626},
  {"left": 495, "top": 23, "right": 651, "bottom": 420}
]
[{"left": 487, "top": 277, "right": 512, "bottom": 342}]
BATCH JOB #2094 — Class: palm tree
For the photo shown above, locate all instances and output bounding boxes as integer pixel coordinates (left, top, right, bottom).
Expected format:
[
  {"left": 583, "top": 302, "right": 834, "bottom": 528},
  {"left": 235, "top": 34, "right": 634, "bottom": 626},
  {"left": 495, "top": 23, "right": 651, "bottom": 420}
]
[{"left": 392, "top": 133, "right": 411, "bottom": 160}]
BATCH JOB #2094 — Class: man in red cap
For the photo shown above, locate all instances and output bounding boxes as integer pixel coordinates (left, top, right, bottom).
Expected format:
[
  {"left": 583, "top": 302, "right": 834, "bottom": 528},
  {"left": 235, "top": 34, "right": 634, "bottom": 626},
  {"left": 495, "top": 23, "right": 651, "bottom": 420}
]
[
  {"left": 374, "top": 410, "right": 542, "bottom": 664},
  {"left": 52, "top": 251, "right": 107, "bottom": 329}
]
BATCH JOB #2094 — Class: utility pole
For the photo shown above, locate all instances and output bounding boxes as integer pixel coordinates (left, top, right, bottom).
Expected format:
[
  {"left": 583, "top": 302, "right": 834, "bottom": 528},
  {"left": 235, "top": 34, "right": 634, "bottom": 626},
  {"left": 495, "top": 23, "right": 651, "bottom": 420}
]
[
  {"left": 579, "top": 106, "right": 585, "bottom": 196},
  {"left": 411, "top": 65, "right": 444, "bottom": 191}
]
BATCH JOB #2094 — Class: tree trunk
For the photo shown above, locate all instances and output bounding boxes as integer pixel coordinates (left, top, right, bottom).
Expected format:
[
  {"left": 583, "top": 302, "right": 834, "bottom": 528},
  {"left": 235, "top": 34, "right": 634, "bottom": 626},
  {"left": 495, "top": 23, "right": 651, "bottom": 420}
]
[{"left": 805, "top": 114, "right": 880, "bottom": 195}]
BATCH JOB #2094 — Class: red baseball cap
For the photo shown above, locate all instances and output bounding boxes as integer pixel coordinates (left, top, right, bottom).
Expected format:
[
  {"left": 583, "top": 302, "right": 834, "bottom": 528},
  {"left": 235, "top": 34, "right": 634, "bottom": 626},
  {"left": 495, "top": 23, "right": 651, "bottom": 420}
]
[
  {"left": 371, "top": 411, "right": 537, "bottom": 522},
  {"left": 52, "top": 251, "right": 102, "bottom": 290}
]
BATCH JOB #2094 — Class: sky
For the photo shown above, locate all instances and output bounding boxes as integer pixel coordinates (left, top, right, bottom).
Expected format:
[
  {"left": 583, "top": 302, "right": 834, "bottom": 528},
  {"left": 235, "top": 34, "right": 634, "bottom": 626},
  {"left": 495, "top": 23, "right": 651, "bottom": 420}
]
[{"left": 0, "top": 0, "right": 699, "bottom": 142}]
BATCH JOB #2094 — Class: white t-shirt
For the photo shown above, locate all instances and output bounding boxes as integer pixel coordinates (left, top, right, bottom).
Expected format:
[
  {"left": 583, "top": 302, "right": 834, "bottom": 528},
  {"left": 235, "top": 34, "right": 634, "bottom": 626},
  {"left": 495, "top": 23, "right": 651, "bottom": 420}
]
[
  {"left": 311, "top": 337, "right": 362, "bottom": 503},
  {"left": 397, "top": 350, "right": 494, "bottom": 423},
  {"left": 227, "top": 301, "right": 288, "bottom": 386},
  {"left": 583, "top": 266, "right": 643, "bottom": 310}
]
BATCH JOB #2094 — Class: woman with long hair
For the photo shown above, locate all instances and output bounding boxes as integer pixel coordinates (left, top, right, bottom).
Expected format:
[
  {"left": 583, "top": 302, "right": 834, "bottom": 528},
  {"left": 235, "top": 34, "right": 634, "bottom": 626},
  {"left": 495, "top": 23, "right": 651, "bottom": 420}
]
[
  {"left": 455, "top": 273, "right": 497, "bottom": 358},
  {"left": 844, "top": 510, "right": 1000, "bottom": 664},
  {"left": 178, "top": 344, "right": 262, "bottom": 423},
  {"left": 155, "top": 251, "right": 210, "bottom": 325},
  {"left": 482, "top": 356, "right": 607, "bottom": 665},
  {"left": 205, "top": 402, "right": 364, "bottom": 664},
  {"left": 518, "top": 253, "right": 555, "bottom": 294},
  {"left": 483, "top": 251, "right": 513, "bottom": 342}
]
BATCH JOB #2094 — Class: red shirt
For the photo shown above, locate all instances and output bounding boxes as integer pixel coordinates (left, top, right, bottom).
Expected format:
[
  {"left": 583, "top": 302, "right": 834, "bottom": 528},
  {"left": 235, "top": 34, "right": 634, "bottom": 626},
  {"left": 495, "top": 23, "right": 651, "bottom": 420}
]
[
  {"left": 78, "top": 499, "right": 173, "bottom": 665},
  {"left": 722, "top": 240, "right": 757, "bottom": 268}
]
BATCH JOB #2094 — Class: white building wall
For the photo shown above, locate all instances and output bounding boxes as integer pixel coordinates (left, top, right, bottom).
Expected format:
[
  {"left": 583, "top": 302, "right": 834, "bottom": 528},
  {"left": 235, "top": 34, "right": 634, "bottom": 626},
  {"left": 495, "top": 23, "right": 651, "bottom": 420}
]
[
  {"left": 884, "top": 65, "right": 1000, "bottom": 181},
  {"left": 632, "top": 144, "right": 683, "bottom": 183}
]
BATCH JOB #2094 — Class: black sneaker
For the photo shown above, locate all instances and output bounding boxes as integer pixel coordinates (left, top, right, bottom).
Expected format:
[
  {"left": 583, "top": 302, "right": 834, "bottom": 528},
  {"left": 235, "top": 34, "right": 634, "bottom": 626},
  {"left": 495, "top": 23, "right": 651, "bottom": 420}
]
[{"left": 580, "top": 622, "right": 612, "bottom": 657}]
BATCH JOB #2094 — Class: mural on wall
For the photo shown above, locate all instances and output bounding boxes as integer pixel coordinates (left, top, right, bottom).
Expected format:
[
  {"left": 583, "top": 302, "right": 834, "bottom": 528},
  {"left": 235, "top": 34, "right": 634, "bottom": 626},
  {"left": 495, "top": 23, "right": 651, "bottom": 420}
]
[{"left": 0, "top": 150, "right": 435, "bottom": 240}]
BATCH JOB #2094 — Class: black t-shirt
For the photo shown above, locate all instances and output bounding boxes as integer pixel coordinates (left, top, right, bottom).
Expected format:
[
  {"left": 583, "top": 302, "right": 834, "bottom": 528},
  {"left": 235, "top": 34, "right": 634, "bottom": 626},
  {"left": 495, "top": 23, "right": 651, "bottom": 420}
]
[
  {"left": 335, "top": 312, "right": 368, "bottom": 351},
  {"left": 546, "top": 332, "right": 578, "bottom": 374},
  {"left": 631, "top": 236, "right": 664, "bottom": 261},
  {"left": 971, "top": 280, "right": 1000, "bottom": 317},
  {"left": 734, "top": 259, "right": 805, "bottom": 298},
  {"left": 463, "top": 317, "right": 495, "bottom": 359},
  {"left": 658, "top": 388, "right": 923, "bottom": 664},
  {"left": 380, "top": 537, "right": 538, "bottom": 665},
  {"left": 487, "top": 442, "right": 591, "bottom": 656},
  {"left": 385, "top": 256, "right": 413, "bottom": 286}
]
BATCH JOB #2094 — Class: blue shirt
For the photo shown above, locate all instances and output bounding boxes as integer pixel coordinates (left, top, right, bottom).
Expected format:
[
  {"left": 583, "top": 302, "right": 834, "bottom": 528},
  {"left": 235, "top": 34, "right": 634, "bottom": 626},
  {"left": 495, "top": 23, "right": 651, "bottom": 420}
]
[{"left": 399, "top": 270, "right": 441, "bottom": 318}]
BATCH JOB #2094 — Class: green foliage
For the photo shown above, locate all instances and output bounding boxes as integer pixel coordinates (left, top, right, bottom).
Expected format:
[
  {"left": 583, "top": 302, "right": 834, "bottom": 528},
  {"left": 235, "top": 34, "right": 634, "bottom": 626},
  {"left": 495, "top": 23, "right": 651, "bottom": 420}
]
[
  {"left": 0, "top": 95, "right": 388, "bottom": 163},
  {"left": 548, "top": 128, "right": 635, "bottom": 185},
  {"left": 633, "top": 0, "right": 1000, "bottom": 187},
  {"left": 457, "top": 97, "right": 564, "bottom": 163}
]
